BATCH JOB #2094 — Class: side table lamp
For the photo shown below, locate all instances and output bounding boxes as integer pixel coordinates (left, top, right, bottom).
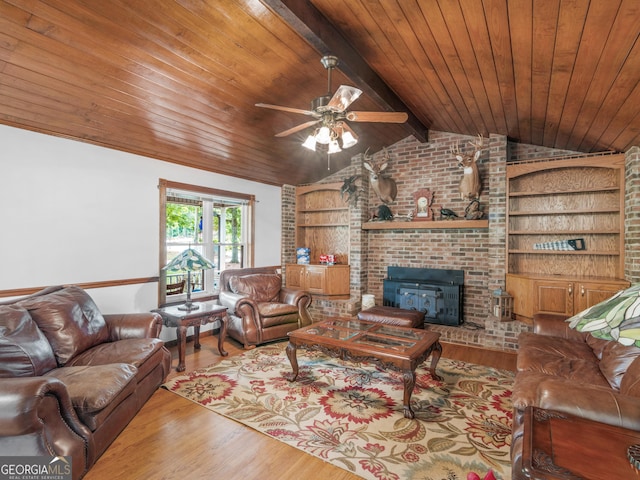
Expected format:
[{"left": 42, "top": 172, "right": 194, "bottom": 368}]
[{"left": 164, "top": 247, "right": 215, "bottom": 311}]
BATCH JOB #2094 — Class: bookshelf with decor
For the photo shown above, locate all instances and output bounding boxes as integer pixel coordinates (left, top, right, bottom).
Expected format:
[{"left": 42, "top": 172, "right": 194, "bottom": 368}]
[
  {"left": 505, "top": 154, "right": 629, "bottom": 323},
  {"left": 286, "top": 182, "right": 350, "bottom": 297}
]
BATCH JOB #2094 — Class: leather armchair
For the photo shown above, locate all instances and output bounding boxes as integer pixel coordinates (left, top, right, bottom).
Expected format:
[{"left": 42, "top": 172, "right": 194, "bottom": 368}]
[{"left": 218, "top": 266, "right": 312, "bottom": 348}]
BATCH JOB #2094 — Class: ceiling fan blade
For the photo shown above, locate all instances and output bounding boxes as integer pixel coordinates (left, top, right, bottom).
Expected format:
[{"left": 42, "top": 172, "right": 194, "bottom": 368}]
[
  {"left": 346, "top": 111, "right": 409, "bottom": 123},
  {"left": 255, "top": 103, "right": 316, "bottom": 116},
  {"left": 326, "top": 85, "right": 363, "bottom": 112},
  {"left": 275, "top": 120, "right": 321, "bottom": 137}
]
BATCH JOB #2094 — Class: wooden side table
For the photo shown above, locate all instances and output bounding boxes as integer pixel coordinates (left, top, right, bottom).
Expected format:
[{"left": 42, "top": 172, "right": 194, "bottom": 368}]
[
  {"left": 522, "top": 406, "right": 640, "bottom": 479},
  {"left": 153, "top": 301, "right": 229, "bottom": 372}
]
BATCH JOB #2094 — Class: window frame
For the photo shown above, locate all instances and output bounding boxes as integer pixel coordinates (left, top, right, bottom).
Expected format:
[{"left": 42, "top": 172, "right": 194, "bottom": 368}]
[{"left": 158, "top": 179, "right": 255, "bottom": 306}]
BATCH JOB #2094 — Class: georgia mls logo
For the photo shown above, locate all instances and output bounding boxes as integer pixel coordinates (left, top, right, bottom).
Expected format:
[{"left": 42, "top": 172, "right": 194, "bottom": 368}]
[
  {"left": 0, "top": 456, "right": 72, "bottom": 480},
  {"left": 49, "top": 456, "right": 71, "bottom": 473}
]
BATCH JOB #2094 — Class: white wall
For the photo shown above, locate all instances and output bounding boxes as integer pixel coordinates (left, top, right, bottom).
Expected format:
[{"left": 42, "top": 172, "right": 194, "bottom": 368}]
[{"left": 0, "top": 124, "right": 282, "bottom": 321}]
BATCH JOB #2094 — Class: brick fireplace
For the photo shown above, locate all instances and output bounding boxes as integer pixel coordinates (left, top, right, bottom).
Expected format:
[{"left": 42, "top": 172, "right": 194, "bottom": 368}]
[
  {"left": 281, "top": 131, "right": 640, "bottom": 351},
  {"left": 383, "top": 266, "right": 463, "bottom": 326}
]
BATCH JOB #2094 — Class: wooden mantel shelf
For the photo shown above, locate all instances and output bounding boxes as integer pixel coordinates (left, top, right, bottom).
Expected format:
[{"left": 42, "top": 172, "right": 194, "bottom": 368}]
[{"left": 362, "top": 219, "right": 489, "bottom": 230}]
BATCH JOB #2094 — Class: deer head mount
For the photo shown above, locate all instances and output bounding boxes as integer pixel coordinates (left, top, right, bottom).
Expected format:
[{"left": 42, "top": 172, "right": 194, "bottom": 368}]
[
  {"left": 451, "top": 135, "right": 484, "bottom": 200},
  {"left": 363, "top": 147, "right": 398, "bottom": 204}
]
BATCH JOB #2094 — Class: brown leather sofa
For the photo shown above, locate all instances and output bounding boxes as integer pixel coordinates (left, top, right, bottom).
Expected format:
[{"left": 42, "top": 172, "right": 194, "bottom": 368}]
[
  {"left": 218, "top": 266, "right": 312, "bottom": 348},
  {"left": 510, "top": 313, "right": 640, "bottom": 479},
  {"left": 0, "top": 285, "right": 171, "bottom": 480}
]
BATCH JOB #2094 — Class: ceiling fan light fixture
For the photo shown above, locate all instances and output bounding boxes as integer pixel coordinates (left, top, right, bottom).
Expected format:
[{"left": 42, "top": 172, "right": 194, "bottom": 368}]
[
  {"left": 316, "top": 126, "right": 332, "bottom": 144},
  {"left": 339, "top": 123, "right": 358, "bottom": 149},
  {"left": 257, "top": 55, "right": 408, "bottom": 161},
  {"left": 302, "top": 134, "right": 317, "bottom": 151},
  {"left": 327, "top": 139, "right": 342, "bottom": 154}
]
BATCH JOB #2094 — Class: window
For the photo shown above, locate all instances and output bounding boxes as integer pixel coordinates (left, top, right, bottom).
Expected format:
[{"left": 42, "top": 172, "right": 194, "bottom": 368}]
[{"left": 158, "top": 179, "right": 254, "bottom": 305}]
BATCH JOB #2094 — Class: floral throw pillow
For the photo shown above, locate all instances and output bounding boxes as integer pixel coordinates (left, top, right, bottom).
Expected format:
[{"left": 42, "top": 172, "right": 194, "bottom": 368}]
[{"left": 567, "top": 284, "right": 640, "bottom": 347}]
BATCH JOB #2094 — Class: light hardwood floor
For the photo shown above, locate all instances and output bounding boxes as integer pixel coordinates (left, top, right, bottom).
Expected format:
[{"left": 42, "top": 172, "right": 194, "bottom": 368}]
[{"left": 85, "top": 332, "right": 516, "bottom": 480}]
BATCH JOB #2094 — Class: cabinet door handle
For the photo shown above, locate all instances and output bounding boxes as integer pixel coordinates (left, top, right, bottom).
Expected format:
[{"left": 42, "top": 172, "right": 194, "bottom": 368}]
[
  {"left": 581, "top": 285, "right": 585, "bottom": 296},
  {"left": 568, "top": 284, "right": 573, "bottom": 295}
]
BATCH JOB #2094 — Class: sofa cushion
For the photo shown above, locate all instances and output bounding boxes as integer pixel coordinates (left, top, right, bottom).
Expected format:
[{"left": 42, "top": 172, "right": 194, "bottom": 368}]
[
  {"left": 45, "top": 363, "right": 137, "bottom": 430},
  {"left": 18, "top": 286, "right": 110, "bottom": 366},
  {"left": 257, "top": 303, "right": 299, "bottom": 328},
  {"left": 67, "top": 338, "right": 167, "bottom": 380},
  {"left": 620, "top": 357, "right": 640, "bottom": 397},
  {"left": 516, "top": 332, "right": 610, "bottom": 387},
  {"left": 229, "top": 274, "right": 281, "bottom": 302},
  {"left": 257, "top": 302, "right": 298, "bottom": 318},
  {"left": 598, "top": 341, "right": 640, "bottom": 390},
  {"left": 0, "top": 305, "right": 57, "bottom": 377},
  {"left": 585, "top": 334, "right": 611, "bottom": 360}
]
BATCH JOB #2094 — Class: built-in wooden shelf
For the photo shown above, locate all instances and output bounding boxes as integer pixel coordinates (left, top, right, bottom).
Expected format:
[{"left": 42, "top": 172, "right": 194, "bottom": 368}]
[
  {"left": 506, "top": 154, "right": 628, "bottom": 323},
  {"left": 362, "top": 219, "right": 488, "bottom": 230}
]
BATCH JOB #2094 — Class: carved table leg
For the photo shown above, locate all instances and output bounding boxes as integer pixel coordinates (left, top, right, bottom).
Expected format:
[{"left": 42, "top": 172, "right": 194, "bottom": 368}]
[
  {"left": 285, "top": 342, "right": 299, "bottom": 381},
  {"left": 403, "top": 370, "right": 416, "bottom": 419},
  {"left": 429, "top": 341, "right": 443, "bottom": 381},
  {"left": 176, "top": 325, "right": 187, "bottom": 372},
  {"left": 193, "top": 325, "right": 201, "bottom": 350},
  {"left": 217, "top": 313, "right": 229, "bottom": 357}
]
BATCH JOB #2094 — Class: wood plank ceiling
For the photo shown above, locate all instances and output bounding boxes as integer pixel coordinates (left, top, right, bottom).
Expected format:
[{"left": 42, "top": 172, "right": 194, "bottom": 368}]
[{"left": 1, "top": 0, "right": 638, "bottom": 186}]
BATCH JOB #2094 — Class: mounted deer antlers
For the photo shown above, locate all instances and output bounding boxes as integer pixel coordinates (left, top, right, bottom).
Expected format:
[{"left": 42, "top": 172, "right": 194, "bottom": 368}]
[
  {"left": 451, "top": 135, "right": 484, "bottom": 200},
  {"left": 363, "top": 147, "right": 398, "bottom": 204}
]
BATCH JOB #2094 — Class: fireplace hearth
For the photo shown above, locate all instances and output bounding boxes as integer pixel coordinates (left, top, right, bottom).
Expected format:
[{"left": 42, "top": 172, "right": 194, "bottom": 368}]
[{"left": 382, "top": 267, "right": 464, "bottom": 326}]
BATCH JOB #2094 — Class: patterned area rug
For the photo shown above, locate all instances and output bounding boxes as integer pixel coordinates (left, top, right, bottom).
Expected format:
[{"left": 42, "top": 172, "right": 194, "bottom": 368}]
[{"left": 163, "top": 342, "right": 514, "bottom": 480}]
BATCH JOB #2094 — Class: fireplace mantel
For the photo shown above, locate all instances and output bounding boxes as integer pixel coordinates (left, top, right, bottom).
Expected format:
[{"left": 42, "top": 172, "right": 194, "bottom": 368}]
[{"left": 362, "top": 219, "right": 488, "bottom": 230}]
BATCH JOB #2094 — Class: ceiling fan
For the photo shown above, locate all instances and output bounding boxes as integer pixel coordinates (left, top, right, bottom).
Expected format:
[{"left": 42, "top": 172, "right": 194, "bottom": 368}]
[{"left": 255, "top": 55, "right": 408, "bottom": 154}]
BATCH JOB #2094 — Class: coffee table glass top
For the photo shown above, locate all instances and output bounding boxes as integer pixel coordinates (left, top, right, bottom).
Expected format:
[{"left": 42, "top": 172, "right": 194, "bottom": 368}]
[
  {"left": 305, "top": 325, "right": 359, "bottom": 340},
  {"left": 325, "top": 319, "right": 375, "bottom": 331},
  {"left": 297, "top": 318, "right": 428, "bottom": 351},
  {"left": 353, "top": 334, "right": 416, "bottom": 350}
]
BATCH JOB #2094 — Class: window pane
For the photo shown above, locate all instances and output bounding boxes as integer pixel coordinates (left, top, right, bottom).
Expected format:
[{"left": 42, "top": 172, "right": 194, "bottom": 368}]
[{"left": 159, "top": 181, "right": 253, "bottom": 305}]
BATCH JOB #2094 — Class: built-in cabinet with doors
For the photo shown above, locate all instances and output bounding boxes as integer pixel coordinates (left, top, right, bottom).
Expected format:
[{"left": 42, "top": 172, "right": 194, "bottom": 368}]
[
  {"left": 285, "top": 182, "right": 350, "bottom": 297},
  {"left": 286, "top": 264, "right": 350, "bottom": 297},
  {"left": 505, "top": 155, "right": 629, "bottom": 323}
]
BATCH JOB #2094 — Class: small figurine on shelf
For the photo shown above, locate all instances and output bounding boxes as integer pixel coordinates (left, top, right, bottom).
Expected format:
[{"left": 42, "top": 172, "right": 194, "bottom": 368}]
[
  {"left": 465, "top": 199, "right": 483, "bottom": 220},
  {"left": 438, "top": 206, "right": 459, "bottom": 220},
  {"left": 340, "top": 174, "right": 362, "bottom": 205},
  {"left": 369, "top": 204, "right": 394, "bottom": 221}
]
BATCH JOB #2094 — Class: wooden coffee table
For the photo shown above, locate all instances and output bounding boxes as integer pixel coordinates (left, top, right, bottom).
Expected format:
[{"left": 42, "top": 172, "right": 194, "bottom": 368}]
[{"left": 286, "top": 318, "right": 442, "bottom": 419}]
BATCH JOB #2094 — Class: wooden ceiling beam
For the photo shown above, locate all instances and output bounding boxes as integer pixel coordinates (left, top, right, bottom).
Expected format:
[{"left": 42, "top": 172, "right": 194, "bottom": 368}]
[{"left": 262, "top": 0, "right": 428, "bottom": 143}]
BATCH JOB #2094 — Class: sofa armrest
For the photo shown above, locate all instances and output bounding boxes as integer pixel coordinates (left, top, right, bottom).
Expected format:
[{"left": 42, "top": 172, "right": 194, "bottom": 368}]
[
  {"left": 219, "top": 290, "right": 260, "bottom": 326},
  {"left": 535, "top": 377, "right": 640, "bottom": 431},
  {"left": 279, "top": 287, "right": 312, "bottom": 326},
  {"left": 533, "top": 313, "right": 586, "bottom": 342},
  {"left": 104, "top": 312, "right": 163, "bottom": 341},
  {"left": 0, "top": 377, "right": 94, "bottom": 462},
  {"left": 279, "top": 287, "right": 310, "bottom": 307},
  {"left": 219, "top": 290, "right": 248, "bottom": 312}
]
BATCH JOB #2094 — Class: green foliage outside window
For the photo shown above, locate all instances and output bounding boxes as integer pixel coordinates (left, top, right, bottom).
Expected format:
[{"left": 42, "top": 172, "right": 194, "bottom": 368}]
[
  {"left": 166, "top": 202, "right": 242, "bottom": 247},
  {"left": 166, "top": 203, "right": 199, "bottom": 240}
]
